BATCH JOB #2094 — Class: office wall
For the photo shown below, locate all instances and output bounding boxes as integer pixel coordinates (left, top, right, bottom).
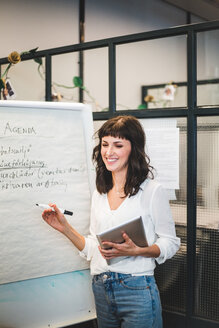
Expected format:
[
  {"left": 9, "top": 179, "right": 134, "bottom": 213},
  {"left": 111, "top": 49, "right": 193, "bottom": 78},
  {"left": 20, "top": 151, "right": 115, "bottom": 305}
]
[
  {"left": 0, "top": 0, "right": 203, "bottom": 58},
  {"left": 0, "top": 0, "right": 203, "bottom": 107},
  {"left": 0, "top": 0, "right": 79, "bottom": 57}
]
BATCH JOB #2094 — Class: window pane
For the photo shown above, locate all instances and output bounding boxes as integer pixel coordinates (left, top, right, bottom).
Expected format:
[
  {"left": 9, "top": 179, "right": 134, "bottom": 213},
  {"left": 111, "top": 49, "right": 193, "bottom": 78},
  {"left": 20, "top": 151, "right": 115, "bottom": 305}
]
[
  {"left": 195, "top": 117, "right": 219, "bottom": 321},
  {"left": 197, "top": 30, "right": 219, "bottom": 108},
  {"left": 84, "top": 48, "right": 109, "bottom": 112},
  {"left": 1, "top": 59, "right": 45, "bottom": 101},
  {"left": 116, "top": 36, "right": 187, "bottom": 110},
  {"left": 52, "top": 53, "right": 80, "bottom": 103},
  {"left": 53, "top": 49, "right": 109, "bottom": 112}
]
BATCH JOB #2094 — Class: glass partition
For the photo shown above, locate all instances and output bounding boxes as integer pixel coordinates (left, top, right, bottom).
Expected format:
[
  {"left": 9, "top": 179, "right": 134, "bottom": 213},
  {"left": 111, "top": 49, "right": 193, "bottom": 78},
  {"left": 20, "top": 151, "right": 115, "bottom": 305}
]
[
  {"left": 195, "top": 116, "right": 219, "bottom": 321},
  {"left": 84, "top": 47, "right": 109, "bottom": 112},
  {"left": 116, "top": 36, "right": 187, "bottom": 110},
  {"left": 52, "top": 48, "right": 109, "bottom": 111},
  {"left": 52, "top": 53, "right": 80, "bottom": 103},
  {"left": 197, "top": 29, "right": 219, "bottom": 108},
  {"left": 1, "top": 59, "right": 45, "bottom": 101}
]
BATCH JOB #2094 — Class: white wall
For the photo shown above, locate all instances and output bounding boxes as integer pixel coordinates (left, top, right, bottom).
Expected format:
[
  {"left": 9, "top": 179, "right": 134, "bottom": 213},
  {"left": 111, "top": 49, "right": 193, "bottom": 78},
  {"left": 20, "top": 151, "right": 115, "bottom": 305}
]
[
  {"left": 0, "top": 0, "right": 213, "bottom": 109},
  {"left": 0, "top": 0, "right": 79, "bottom": 58},
  {"left": 0, "top": 0, "right": 204, "bottom": 59}
]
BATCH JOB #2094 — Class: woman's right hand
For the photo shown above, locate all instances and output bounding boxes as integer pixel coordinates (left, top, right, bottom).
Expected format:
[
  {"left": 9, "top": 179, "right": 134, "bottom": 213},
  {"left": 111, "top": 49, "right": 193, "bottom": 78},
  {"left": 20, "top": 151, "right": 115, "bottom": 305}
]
[{"left": 42, "top": 203, "right": 69, "bottom": 234}]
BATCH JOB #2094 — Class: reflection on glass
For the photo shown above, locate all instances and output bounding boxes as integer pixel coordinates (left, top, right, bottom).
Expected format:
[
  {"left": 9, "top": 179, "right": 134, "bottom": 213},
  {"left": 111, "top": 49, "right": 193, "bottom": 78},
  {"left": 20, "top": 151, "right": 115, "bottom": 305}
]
[
  {"left": 116, "top": 36, "right": 187, "bottom": 110},
  {"left": 197, "top": 30, "right": 219, "bottom": 107},
  {"left": 142, "top": 83, "right": 187, "bottom": 109},
  {"left": 195, "top": 117, "right": 219, "bottom": 321}
]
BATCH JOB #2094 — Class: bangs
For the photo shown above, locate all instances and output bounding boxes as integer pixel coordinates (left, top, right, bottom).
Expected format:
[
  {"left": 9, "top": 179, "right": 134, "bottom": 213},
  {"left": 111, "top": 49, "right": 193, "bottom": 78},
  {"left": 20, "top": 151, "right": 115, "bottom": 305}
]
[{"left": 99, "top": 120, "right": 129, "bottom": 140}]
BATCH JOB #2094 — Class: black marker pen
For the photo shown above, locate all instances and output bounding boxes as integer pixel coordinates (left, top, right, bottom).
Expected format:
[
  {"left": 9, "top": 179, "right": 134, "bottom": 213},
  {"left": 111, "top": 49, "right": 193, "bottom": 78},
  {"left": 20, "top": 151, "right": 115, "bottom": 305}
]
[{"left": 36, "top": 203, "right": 73, "bottom": 216}]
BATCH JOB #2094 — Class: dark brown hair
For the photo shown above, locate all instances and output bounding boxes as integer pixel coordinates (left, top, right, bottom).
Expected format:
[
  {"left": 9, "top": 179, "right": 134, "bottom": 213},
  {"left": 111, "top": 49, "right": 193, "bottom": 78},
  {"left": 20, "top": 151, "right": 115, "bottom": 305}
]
[{"left": 92, "top": 115, "right": 154, "bottom": 196}]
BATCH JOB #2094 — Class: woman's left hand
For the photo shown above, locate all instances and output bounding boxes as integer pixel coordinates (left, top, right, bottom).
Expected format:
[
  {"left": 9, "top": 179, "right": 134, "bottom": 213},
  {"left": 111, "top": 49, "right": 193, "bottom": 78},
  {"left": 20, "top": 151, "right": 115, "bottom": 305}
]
[{"left": 99, "top": 232, "right": 140, "bottom": 260}]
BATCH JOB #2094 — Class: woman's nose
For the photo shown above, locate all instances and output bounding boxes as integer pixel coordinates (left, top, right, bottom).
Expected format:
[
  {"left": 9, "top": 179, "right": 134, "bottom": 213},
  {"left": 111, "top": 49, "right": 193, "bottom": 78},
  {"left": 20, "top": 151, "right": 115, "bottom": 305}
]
[{"left": 106, "top": 146, "right": 113, "bottom": 155}]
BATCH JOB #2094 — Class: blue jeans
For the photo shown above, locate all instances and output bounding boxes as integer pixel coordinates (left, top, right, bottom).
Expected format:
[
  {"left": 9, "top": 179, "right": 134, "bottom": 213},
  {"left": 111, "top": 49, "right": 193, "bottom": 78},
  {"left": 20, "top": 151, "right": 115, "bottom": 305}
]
[{"left": 92, "top": 272, "right": 163, "bottom": 328}]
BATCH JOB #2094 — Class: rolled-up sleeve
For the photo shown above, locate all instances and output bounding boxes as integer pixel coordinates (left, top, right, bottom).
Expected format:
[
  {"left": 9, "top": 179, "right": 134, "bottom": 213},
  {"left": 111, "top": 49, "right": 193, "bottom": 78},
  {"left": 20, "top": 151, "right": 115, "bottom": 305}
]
[{"left": 150, "top": 185, "right": 180, "bottom": 264}]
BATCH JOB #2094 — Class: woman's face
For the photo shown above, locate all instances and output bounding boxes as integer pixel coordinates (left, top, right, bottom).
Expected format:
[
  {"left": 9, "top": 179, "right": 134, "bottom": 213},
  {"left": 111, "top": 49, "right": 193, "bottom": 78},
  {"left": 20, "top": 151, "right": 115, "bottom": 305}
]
[{"left": 101, "top": 135, "right": 132, "bottom": 174}]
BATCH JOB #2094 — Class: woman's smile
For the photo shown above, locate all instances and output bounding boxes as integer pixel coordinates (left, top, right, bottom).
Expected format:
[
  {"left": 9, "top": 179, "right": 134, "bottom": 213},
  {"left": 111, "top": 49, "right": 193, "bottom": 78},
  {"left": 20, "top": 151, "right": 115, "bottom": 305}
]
[{"left": 106, "top": 157, "right": 118, "bottom": 163}]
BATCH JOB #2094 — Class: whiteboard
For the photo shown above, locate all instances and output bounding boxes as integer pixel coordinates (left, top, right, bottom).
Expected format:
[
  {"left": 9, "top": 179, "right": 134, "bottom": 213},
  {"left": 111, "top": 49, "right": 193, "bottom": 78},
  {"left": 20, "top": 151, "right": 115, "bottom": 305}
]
[{"left": 0, "top": 100, "right": 96, "bottom": 327}]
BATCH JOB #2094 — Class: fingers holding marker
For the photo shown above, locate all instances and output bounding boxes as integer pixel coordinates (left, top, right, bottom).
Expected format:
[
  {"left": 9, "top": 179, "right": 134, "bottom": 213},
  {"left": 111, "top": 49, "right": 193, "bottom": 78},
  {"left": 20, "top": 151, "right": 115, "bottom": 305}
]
[
  {"left": 36, "top": 203, "right": 73, "bottom": 216},
  {"left": 42, "top": 208, "right": 53, "bottom": 220},
  {"left": 49, "top": 203, "right": 60, "bottom": 214}
]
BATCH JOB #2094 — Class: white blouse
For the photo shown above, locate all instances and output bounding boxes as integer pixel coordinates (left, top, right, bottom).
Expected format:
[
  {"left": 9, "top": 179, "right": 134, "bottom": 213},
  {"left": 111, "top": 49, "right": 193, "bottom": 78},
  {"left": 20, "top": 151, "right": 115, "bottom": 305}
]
[{"left": 80, "top": 178, "right": 180, "bottom": 276}]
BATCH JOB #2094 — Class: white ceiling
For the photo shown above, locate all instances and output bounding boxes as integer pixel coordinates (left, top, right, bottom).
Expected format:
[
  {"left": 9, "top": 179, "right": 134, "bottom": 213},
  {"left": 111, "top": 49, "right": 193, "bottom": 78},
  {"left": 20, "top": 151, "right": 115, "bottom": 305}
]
[{"left": 163, "top": 0, "right": 219, "bottom": 20}]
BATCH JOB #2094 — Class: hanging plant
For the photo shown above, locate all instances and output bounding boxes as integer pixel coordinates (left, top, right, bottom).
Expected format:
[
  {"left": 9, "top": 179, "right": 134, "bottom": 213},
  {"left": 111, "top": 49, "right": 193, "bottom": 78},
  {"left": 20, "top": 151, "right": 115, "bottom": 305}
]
[
  {"left": 0, "top": 47, "right": 105, "bottom": 110},
  {"left": 0, "top": 48, "right": 39, "bottom": 98}
]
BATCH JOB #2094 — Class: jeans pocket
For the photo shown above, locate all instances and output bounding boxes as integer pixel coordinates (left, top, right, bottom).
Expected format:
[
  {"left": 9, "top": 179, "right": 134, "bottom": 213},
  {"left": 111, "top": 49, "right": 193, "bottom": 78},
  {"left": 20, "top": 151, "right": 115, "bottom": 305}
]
[{"left": 120, "top": 275, "right": 148, "bottom": 290}]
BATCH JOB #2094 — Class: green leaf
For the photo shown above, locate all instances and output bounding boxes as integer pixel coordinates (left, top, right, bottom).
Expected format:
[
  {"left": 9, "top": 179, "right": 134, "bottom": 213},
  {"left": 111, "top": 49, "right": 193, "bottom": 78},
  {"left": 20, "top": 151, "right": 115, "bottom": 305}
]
[
  {"left": 0, "top": 79, "right": 5, "bottom": 90},
  {"left": 73, "top": 76, "right": 83, "bottom": 87},
  {"left": 34, "top": 57, "right": 43, "bottom": 65},
  {"left": 137, "top": 104, "right": 147, "bottom": 109}
]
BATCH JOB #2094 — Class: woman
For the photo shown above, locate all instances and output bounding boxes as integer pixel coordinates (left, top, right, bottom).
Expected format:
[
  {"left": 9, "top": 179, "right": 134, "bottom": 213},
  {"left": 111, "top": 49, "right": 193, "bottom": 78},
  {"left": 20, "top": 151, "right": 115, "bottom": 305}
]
[{"left": 42, "top": 115, "right": 180, "bottom": 328}]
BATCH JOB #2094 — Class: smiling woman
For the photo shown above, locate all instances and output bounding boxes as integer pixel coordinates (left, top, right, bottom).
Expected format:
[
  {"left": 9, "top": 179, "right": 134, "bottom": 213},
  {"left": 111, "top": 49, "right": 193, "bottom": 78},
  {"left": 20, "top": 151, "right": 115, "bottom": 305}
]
[
  {"left": 42, "top": 115, "right": 180, "bottom": 328},
  {"left": 93, "top": 115, "right": 154, "bottom": 197}
]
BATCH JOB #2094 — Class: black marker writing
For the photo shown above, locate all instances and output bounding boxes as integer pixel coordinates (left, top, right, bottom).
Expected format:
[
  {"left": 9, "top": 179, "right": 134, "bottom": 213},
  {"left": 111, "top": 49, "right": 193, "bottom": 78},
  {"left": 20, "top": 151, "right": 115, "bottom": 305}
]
[
  {"left": 0, "top": 145, "right": 32, "bottom": 158},
  {"left": 4, "top": 122, "right": 37, "bottom": 135},
  {"left": 0, "top": 158, "right": 46, "bottom": 170}
]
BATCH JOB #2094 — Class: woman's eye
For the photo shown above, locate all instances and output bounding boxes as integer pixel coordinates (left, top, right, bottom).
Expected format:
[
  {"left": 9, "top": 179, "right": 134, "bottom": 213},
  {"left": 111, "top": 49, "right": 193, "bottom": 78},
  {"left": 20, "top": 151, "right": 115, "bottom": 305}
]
[{"left": 116, "top": 145, "right": 123, "bottom": 148}]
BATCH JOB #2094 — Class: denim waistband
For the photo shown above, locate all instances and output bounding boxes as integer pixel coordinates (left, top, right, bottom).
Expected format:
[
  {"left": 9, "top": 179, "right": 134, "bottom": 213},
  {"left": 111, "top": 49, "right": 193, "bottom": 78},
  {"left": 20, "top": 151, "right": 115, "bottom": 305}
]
[
  {"left": 93, "top": 271, "right": 154, "bottom": 283},
  {"left": 94, "top": 272, "right": 131, "bottom": 280}
]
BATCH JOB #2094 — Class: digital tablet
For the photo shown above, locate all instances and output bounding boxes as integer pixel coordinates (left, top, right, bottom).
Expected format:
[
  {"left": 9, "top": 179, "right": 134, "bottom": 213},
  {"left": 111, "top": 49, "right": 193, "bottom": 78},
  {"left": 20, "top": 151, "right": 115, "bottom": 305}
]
[{"left": 96, "top": 216, "right": 148, "bottom": 249}]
